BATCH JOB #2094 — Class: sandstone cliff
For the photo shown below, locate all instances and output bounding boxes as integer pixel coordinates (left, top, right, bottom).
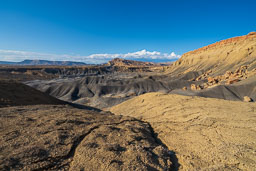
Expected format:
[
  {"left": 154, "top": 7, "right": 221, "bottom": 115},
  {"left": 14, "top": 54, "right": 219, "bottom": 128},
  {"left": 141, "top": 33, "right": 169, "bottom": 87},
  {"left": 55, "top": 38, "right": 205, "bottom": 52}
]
[{"left": 169, "top": 32, "right": 256, "bottom": 76}]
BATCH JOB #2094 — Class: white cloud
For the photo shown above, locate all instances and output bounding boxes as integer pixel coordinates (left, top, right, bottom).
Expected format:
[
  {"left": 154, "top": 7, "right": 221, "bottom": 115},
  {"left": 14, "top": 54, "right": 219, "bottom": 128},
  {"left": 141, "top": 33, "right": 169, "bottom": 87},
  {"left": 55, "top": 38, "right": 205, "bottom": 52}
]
[
  {"left": 0, "top": 49, "right": 180, "bottom": 64},
  {"left": 88, "top": 49, "right": 180, "bottom": 60}
]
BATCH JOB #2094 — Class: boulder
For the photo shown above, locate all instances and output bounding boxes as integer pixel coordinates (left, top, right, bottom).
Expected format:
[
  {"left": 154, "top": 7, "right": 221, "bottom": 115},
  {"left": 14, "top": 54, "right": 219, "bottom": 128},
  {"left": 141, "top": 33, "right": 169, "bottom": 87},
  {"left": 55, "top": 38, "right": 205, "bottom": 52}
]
[
  {"left": 244, "top": 96, "right": 253, "bottom": 102},
  {"left": 191, "top": 84, "right": 202, "bottom": 90},
  {"left": 226, "top": 79, "right": 240, "bottom": 85},
  {"left": 191, "top": 84, "right": 197, "bottom": 90},
  {"left": 207, "top": 77, "right": 218, "bottom": 84},
  {"left": 224, "top": 71, "right": 233, "bottom": 79}
]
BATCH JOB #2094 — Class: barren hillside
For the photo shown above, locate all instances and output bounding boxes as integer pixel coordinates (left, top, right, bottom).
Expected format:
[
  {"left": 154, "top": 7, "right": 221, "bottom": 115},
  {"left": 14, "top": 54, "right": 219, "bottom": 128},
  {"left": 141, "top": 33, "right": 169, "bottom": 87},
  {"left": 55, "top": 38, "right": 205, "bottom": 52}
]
[
  {"left": 0, "top": 105, "right": 173, "bottom": 170},
  {"left": 0, "top": 80, "right": 65, "bottom": 107},
  {"left": 0, "top": 80, "right": 174, "bottom": 170},
  {"left": 169, "top": 32, "right": 256, "bottom": 76},
  {"left": 110, "top": 92, "right": 256, "bottom": 170}
]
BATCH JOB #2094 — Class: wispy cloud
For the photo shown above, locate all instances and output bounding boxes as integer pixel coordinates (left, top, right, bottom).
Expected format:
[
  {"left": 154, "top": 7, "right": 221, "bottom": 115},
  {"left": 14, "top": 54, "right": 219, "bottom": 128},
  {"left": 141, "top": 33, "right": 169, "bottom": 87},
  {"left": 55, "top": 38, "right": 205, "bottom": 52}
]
[{"left": 0, "top": 49, "right": 180, "bottom": 64}]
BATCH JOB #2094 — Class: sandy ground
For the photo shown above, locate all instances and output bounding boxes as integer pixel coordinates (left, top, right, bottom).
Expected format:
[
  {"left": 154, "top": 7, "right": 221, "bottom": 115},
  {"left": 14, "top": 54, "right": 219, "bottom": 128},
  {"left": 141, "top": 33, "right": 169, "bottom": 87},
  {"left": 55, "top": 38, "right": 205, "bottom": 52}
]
[{"left": 110, "top": 93, "right": 256, "bottom": 170}]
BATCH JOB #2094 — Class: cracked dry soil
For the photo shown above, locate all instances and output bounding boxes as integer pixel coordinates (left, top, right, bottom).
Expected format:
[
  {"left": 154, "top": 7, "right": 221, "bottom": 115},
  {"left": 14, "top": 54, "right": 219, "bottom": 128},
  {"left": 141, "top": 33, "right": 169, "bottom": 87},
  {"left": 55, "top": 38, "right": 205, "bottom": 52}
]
[{"left": 110, "top": 92, "right": 256, "bottom": 171}]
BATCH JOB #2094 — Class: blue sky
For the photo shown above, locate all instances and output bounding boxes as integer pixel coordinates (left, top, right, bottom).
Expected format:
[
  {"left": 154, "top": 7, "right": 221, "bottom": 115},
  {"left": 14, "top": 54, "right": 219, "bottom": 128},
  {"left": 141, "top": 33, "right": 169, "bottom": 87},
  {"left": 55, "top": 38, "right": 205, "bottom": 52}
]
[{"left": 0, "top": 0, "right": 255, "bottom": 63}]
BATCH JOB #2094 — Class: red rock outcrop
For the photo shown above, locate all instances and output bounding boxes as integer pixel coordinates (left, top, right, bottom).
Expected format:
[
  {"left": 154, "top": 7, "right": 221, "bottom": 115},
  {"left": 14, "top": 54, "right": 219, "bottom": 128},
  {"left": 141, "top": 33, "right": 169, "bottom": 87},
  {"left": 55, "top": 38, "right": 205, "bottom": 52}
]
[
  {"left": 184, "top": 32, "right": 256, "bottom": 56},
  {"left": 169, "top": 32, "right": 256, "bottom": 76}
]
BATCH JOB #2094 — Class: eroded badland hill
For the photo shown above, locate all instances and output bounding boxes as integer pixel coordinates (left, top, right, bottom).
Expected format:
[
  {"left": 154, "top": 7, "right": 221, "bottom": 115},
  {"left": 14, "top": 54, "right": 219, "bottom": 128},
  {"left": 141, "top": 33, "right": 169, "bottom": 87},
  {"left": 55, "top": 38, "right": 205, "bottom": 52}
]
[
  {"left": 0, "top": 32, "right": 256, "bottom": 170},
  {"left": 109, "top": 32, "right": 256, "bottom": 170},
  {"left": 169, "top": 32, "right": 256, "bottom": 75}
]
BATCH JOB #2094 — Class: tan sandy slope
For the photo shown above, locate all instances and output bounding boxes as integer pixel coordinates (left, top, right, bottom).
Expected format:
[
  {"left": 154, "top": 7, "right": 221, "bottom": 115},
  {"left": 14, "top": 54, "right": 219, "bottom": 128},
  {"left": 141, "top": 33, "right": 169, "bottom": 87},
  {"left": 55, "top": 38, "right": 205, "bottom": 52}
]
[
  {"left": 169, "top": 32, "right": 256, "bottom": 76},
  {"left": 110, "top": 92, "right": 256, "bottom": 170}
]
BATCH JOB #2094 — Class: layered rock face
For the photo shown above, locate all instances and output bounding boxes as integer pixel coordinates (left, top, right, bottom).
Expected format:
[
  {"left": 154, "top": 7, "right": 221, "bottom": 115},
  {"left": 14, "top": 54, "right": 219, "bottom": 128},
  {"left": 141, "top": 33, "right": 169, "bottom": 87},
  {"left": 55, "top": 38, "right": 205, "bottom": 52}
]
[
  {"left": 107, "top": 58, "right": 155, "bottom": 67},
  {"left": 106, "top": 58, "right": 165, "bottom": 73},
  {"left": 169, "top": 32, "right": 256, "bottom": 75}
]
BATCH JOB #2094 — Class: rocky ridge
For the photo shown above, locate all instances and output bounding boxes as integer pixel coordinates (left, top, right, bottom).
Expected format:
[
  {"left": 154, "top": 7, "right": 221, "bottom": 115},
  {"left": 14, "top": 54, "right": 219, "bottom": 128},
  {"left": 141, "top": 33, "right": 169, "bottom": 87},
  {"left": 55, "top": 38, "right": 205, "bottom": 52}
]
[
  {"left": 185, "top": 32, "right": 256, "bottom": 56},
  {"left": 169, "top": 32, "right": 256, "bottom": 76},
  {"left": 107, "top": 58, "right": 156, "bottom": 67}
]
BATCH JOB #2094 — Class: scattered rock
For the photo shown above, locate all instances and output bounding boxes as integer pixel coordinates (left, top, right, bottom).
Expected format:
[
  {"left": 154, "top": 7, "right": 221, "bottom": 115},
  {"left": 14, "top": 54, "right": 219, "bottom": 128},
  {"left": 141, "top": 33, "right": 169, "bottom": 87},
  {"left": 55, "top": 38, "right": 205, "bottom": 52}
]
[
  {"left": 191, "top": 84, "right": 197, "bottom": 90},
  {"left": 248, "top": 31, "right": 256, "bottom": 36},
  {"left": 224, "top": 71, "right": 233, "bottom": 79},
  {"left": 207, "top": 77, "right": 214, "bottom": 83},
  {"left": 192, "top": 65, "right": 255, "bottom": 90},
  {"left": 226, "top": 79, "right": 240, "bottom": 85},
  {"left": 190, "top": 84, "right": 202, "bottom": 90},
  {"left": 195, "top": 76, "right": 202, "bottom": 81},
  {"left": 244, "top": 96, "right": 253, "bottom": 102}
]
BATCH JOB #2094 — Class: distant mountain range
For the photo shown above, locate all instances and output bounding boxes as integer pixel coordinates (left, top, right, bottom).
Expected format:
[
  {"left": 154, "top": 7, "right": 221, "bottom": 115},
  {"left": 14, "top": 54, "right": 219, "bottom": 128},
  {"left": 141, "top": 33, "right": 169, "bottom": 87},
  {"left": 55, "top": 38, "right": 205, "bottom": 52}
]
[{"left": 0, "top": 59, "right": 87, "bottom": 66}]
